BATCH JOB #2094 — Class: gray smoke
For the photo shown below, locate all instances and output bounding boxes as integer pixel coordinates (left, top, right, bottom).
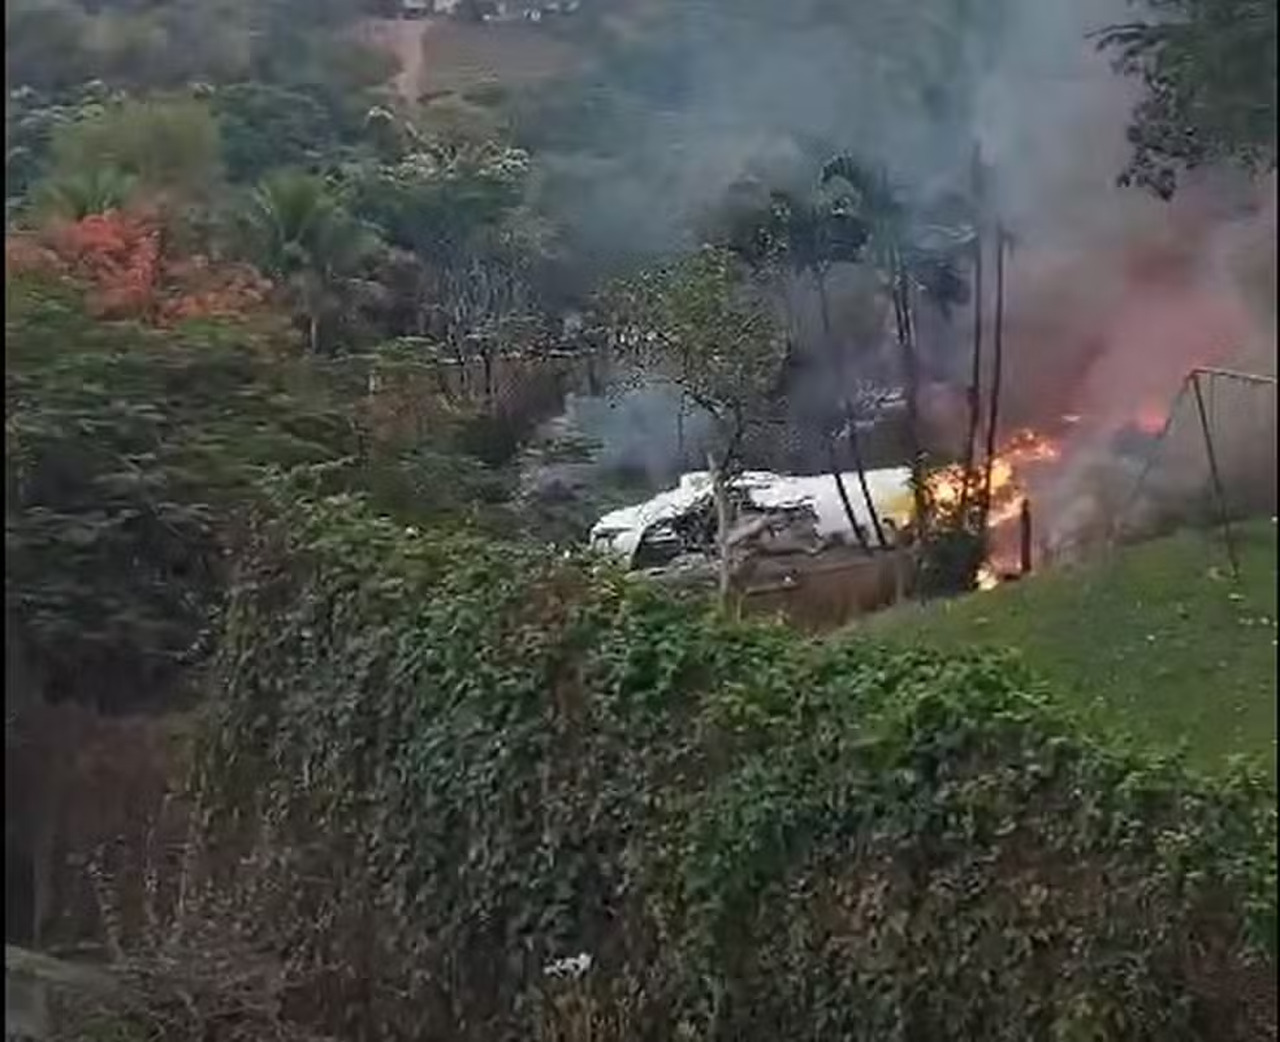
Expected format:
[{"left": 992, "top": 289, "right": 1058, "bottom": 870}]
[
  {"left": 532, "top": 0, "right": 1275, "bottom": 504},
  {"left": 564, "top": 377, "right": 714, "bottom": 480}
]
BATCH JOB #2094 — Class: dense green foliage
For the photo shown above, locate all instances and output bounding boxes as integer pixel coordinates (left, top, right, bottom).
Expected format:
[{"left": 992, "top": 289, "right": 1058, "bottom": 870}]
[
  {"left": 194, "top": 484, "right": 1276, "bottom": 1041},
  {"left": 4, "top": 278, "right": 342, "bottom": 710},
  {"left": 1098, "top": 0, "right": 1277, "bottom": 197},
  {"left": 44, "top": 94, "right": 225, "bottom": 209},
  {"left": 4, "top": 277, "right": 508, "bottom": 712},
  {"left": 602, "top": 246, "right": 788, "bottom": 460}
]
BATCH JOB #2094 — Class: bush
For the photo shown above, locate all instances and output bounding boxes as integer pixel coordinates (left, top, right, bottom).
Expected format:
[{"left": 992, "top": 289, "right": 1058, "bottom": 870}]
[
  {"left": 5, "top": 275, "right": 525, "bottom": 713},
  {"left": 193, "top": 480, "right": 1277, "bottom": 1042},
  {"left": 5, "top": 278, "right": 334, "bottom": 711}
]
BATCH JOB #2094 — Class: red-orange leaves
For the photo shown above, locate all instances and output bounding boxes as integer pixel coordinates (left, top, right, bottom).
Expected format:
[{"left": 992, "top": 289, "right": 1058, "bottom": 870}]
[{"left": 8, "top": 210, "right": 272, "bottom": 325}]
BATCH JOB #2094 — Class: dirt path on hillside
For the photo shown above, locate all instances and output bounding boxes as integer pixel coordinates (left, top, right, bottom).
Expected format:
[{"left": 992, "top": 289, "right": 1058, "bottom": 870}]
[
  {"left": 354, "top": 17, "right": 435, "bottom": 103},
  {"left": 356, "top": 16, "right": 579, "bottom": 104}
]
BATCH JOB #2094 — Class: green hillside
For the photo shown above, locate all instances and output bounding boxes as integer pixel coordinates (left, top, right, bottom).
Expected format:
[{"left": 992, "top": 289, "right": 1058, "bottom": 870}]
[{"left": 863, "top": 520, "right": 1278, "bottom": 774}]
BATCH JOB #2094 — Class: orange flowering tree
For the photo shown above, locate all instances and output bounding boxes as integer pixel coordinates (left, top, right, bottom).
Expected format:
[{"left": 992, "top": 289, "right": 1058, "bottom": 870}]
[{"left": 6, "top": 209, "right": 273, "bottom": 326}]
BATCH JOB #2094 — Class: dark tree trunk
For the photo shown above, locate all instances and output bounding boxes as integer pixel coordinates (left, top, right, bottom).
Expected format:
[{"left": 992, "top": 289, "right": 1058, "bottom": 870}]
[
  {"left": 827, "top": 440, "right": 872, "bottom": 552},
  {"left": 1019, "top": 497, "right": 1033, "bottom": 575},
  {"left": 481, "top": 347, "right": 495, "bottom": 401},
  {"left": 980, "top": 225, "right": 1008, "bottom": 526},
  {"left": 959, "top": 224, "right": 984, "bottom": 521},
  {"left": 845, "top": 417, "right": 888, "bottom": 548},
  {"left": 893, "top": 258, "right": 928, "bottom": 535},
  {"left": 816, "top": 267, "right": 886, "bottom": 549}
]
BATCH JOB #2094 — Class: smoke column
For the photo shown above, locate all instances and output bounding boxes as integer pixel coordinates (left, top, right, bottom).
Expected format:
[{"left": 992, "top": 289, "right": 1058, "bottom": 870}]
[{"left": 534, "top": 0, "right": 1275, "bottom": 491}]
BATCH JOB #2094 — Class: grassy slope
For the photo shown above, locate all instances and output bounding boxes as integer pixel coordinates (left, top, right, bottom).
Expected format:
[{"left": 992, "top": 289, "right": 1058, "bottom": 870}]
[{"left": 862, "top": 520, "right": 1277, "bottom": 774}]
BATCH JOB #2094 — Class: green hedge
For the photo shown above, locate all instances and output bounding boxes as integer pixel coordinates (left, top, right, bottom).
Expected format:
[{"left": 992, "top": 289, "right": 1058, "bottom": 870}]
[{"left": 197, "top": 480, "right": 1277, "bottom": 1042}]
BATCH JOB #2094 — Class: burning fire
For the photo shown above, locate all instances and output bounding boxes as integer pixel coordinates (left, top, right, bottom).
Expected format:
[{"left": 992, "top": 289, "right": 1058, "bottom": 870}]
[
  {"left": 975, "top": 565, "right": 1001, "bottom": 591},
  {"left": 928, "top": 392, "right": 1188, "bottom": 589},
  {"left": 927, "top": 428, "right": 1061, "bottom": 522},
  {"left": 925, "top": 427, "right": 1064, "bottom": 586}
]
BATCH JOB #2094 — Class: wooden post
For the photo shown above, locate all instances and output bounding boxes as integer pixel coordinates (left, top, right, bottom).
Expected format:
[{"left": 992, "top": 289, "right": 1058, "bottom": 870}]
[{"left": 1019, "top": 498, "right": 1033, "bottom": 575}]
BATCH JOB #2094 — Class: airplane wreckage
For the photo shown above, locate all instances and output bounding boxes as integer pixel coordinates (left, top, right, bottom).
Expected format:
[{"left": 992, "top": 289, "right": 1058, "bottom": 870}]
[{"left": 589, "top": 468, "right": 915, "bottom": 578}]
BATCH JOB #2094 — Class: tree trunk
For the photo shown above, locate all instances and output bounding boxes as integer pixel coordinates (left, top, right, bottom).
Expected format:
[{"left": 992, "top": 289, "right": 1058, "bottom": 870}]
[
  {"left": 308, "top": 312, "right": 320, "bottom": 356},
  {"left": 708, "top": 452, "right": 733, "bottom": 607},
  {"left": 827, "top": 440, "right": 871, "bottom": 552},
  {"left": 845, "top": 416, "right": 888, "bottom": 548},
  {"left": 980, "top": 225, "right": 1007, "bottom": 526},
  {"left": 1019, "top": 497, "right": 1033, "bottom": 575},
  {"left": 893, "top": 259, "right": 928, "bottom": 535},
  {"left": 958, "top": 222, "right": 984, "bottom": 521},
  {"left": 816, "top": 267, "right": 886, "bottom": 547},
  {"left": 481, "top": 347, "right": 495, "bottom": 402}
]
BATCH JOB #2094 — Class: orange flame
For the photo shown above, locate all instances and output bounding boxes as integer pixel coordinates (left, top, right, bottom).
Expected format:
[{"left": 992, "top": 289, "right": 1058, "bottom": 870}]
[
  {"left": 925, "top": 428, "right": 1064, "bottom": 587},
  {"left": 924, "top": 391, "right": 1184, "bottom": 591},
  {"left": 927, "top": 428, "right": 1061, "bottom": 520}
]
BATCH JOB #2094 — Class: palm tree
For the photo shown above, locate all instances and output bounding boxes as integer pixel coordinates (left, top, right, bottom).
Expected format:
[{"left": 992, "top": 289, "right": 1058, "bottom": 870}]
[
  {"left": 36, "top": 166, "right": 138, "bottom": 220},
  {"left": 980, "top": 222, "right": 1011, "bottom": 527},
  {"left": 957, "top": 146, "right": 987, "bottom": 524},
  {"left": 820, "top": 154, "right": 972, "bottom": 539},
  {"left": 716, "top": 183, "right": 884, "bottom": 551},
  {"left": 243, "top": 171, "right": 382, "bottom": 354},
  {"left": 771, "top": 189, "right": 889, "bottom": 550}
]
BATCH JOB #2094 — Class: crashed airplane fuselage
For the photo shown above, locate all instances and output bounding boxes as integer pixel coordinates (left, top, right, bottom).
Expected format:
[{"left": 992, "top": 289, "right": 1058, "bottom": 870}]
[{"left": 590, "top": 468, "right": 914, "bottom": 570}]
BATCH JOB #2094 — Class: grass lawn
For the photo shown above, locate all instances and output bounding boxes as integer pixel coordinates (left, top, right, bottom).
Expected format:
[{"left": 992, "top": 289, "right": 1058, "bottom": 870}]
[{"left": 860, "top": 520, "right": 1278, "bottom": 775}]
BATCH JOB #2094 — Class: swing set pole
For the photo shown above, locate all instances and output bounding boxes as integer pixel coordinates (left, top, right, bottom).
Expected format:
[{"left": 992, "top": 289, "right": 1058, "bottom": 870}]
[{"left": 1190, "top": 370, "right": 1240, "bottom": 579}]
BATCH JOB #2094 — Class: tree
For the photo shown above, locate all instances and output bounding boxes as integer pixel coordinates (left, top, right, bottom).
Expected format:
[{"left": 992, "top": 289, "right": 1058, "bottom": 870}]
[
  {"left": 209, "top": 82, "right": 345, "bottom": 184},
  {"left": 957, "top": 146, "right": 987, "bottom": 526},
  {"left": 4, "top": 275, "right": 342, "bottom": 714},
  {"left": 32, "top": 166, "right": 138, "bottom": 221},
  {"left": 7, "top": 208, "right": 272, "bottom": 324},
  {"left": 712, "top": 179, "right": 882, "bottom": 552},
  {"left": 45, "top": 95, "right": 224, "bottom": 208},
  {"left": 241, "top": 170, "right": 383, "bottom": 354},
  {"left": 6, "top": 81, "right": 130, "bottom": 218},
  {"left": 820, "top": 154, "right": 971, "bottom": 541},
  {"left": 1096, "top": 0, "right": 1277, "bottom": 198},
  {"left": 601, "top": 246, "right": 788, "bottom": 600},
  {"left": 344, "top": 143, "right": 549, "bottom": 367},
  {"left": 979, "top": 222, "right": 1011, "bottom": 536},
  {"left": 4, "top": 270, "right": 512, "bottom": 717}
]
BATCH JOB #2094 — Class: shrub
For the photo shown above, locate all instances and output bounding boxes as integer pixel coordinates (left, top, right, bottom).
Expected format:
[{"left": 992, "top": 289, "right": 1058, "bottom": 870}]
[
  {"left": 5, "top": 277, "right": 352, "bottom": 712},
  {"left": 5, "top": 277, "right": 515, "bottom": 713},
  {"left": 193, "top": 480, "right": 1277, "bottom": 1042}
]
